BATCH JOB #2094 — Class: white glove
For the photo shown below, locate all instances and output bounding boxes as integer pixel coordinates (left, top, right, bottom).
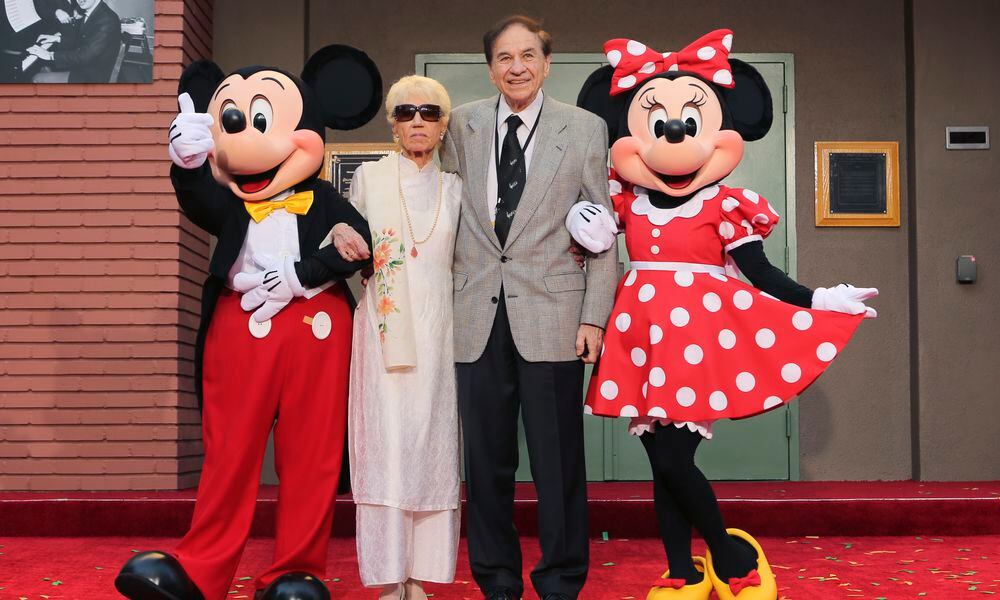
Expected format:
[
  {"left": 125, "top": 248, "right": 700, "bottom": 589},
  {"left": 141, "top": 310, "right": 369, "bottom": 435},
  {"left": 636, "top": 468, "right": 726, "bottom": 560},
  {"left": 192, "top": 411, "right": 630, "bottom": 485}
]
[
  {"left": 566, "top": 200, "right": 618, "bottom": 253},
  {"left": 167, "top": 92, "right": 215, "bottom": 169},
  {"left": 232, "top": 255, "right": 306, "bottom": 323},
  {"left": 812, "top": 284, "right": 879, "bottom": 318}
]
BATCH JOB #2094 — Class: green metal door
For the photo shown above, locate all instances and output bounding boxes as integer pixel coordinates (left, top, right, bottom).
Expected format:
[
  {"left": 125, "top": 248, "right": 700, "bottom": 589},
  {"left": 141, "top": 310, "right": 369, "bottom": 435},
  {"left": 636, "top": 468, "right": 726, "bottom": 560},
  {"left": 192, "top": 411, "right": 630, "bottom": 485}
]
[{"left": 418, "top": 53, "right": 797, "bottom": 482}]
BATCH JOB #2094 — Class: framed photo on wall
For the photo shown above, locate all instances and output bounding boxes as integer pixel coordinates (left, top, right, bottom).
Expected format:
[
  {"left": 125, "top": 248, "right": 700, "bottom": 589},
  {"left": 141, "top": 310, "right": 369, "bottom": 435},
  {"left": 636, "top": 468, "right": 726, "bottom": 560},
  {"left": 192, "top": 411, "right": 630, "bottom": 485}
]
[
  {"left": 815, "top": 141, "right": 900, "bottom": 227},
  {"left": 322, "top": 143, "right": 396, "bottom": 197}
]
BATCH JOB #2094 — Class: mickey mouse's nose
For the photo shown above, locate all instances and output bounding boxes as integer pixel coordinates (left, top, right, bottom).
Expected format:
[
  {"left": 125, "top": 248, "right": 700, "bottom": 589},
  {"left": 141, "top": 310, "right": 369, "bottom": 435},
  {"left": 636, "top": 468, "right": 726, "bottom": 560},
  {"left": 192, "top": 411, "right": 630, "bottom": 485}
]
[
  {"left": 222, "top": 108, "right": 247, "bottom": 134},
  {"left": 664, "top": 119, "right": 686, "bottom": 144}
]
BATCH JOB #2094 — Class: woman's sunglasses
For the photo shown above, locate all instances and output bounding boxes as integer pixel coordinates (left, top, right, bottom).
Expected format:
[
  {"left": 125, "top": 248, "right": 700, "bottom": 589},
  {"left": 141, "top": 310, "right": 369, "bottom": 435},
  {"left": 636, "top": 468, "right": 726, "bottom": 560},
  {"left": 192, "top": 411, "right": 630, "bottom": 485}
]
[{"left": 392, "top": 104, "right": 443, "bottom": 122}]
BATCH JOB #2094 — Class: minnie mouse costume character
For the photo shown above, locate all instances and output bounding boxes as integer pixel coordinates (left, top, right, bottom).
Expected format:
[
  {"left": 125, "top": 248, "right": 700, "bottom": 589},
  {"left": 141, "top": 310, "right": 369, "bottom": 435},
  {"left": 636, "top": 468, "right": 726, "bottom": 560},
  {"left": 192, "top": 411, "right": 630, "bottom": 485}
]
[
  {"left": 114, "top": 46, "right": 382, "bottom": 600},
  {"left": 566, "top": 31, "right": 878, "bottom": 600}
]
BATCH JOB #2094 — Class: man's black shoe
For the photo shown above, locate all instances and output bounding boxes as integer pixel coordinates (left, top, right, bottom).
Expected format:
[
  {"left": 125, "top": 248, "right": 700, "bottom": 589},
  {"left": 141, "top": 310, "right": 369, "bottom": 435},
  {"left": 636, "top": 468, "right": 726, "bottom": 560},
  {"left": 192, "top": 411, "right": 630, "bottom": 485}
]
[
  {"left": 485, "top": 589, "right": 519, "bottom": 600},
  {"left": 257, "top": 572, "right": 330, "bottom": 600}
]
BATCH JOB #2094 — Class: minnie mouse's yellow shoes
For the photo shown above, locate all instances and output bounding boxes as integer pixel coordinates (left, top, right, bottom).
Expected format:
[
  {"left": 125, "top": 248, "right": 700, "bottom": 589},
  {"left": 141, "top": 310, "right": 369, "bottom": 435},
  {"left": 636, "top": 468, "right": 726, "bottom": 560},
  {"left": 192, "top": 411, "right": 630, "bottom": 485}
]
[
  {"left": 646, "top": 556, "right": 712, "bottom": 600},
  {"left": 705, "top": 529, "right": 777, "bottom": 600}
]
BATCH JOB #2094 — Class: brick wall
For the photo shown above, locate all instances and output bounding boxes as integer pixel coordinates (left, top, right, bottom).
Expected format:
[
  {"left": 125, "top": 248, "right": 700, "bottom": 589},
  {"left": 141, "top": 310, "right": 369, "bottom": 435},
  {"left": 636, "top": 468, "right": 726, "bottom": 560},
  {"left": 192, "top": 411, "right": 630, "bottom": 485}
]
[{"left": 0, "top": 0, "right": 213, "bottom": 490}]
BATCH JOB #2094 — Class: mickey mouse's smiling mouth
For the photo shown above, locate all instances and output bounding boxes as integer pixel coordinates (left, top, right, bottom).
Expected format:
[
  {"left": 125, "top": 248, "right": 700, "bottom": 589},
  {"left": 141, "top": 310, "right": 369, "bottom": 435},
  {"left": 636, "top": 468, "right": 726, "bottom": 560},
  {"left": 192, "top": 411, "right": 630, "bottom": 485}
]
[
  {"left": 657, "top": 169, "right": 698, "bottom": 190},
  {"left": 232, "top": 161, "right": 283, "bottom": 194}
]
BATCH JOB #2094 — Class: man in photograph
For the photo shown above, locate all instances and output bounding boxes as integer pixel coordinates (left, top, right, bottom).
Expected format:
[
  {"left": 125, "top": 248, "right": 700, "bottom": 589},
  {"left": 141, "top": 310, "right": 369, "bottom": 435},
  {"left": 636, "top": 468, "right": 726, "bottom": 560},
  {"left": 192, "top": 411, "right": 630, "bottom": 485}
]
[{"left": 27, "top": 0, "right": 119, "bottom": 83}]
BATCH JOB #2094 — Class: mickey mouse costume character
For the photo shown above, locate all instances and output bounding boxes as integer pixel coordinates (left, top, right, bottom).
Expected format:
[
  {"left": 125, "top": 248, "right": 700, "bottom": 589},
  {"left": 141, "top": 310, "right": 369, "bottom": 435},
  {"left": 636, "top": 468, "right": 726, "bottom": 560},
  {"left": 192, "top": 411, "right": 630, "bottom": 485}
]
[
  {"left": 566, "top": 30, "right": 878, "bottom": 600},
  {"left": 114, "top": 46, "right": 381, "bottom": 600}
]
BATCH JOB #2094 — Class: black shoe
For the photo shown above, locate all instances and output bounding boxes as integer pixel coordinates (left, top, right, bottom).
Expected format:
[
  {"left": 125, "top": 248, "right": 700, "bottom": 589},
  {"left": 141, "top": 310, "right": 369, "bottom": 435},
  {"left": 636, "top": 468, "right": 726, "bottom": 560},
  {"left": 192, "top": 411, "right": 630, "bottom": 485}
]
[
  {"left": 114, "top": 551, "right": 204, "bottom": 600},
  {"left": 540, "top": 595, "right": 573, "bottom": 600},
  {"left": 258, "top": 572, "right": 330, "bottom": 600},
  {"left": 485, "top": 589, "right": 519, "bottom": 600}
]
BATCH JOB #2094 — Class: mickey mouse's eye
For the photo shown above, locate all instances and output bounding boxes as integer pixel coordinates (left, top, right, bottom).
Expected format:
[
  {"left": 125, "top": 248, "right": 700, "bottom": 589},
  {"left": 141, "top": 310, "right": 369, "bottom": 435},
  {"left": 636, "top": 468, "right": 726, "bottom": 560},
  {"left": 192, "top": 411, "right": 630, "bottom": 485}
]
[
  {"left": 648, "top": 106, "right": 669, "bottom": 139},
  {"left": 250, "top": 96, "right": 273, "bottom": 134},
  {"left": 220, "top": 101, "right": 246, "bottom": 134},
  {"left": 681, "top": 105, "right": 702, "bottom": 137}
]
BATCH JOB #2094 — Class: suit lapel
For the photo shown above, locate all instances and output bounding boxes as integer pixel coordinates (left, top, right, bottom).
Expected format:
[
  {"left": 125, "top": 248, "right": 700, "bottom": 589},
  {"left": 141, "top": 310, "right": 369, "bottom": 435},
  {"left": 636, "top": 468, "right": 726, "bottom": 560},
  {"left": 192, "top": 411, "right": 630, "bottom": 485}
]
[
  {"left": 465, "top": 97, "right": 502, "bottom": 250},
  {"left": 505, "top": 103, "right": 567, "bottom": 247}
]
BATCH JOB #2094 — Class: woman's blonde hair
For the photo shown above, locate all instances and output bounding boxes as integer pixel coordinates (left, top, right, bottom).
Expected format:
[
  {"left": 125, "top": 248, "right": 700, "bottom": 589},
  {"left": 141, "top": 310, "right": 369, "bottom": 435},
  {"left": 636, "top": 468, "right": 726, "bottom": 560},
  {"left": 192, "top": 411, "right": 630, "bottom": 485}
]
[{"left": 384, "top": 75, "right": 452, "bottom": 131}]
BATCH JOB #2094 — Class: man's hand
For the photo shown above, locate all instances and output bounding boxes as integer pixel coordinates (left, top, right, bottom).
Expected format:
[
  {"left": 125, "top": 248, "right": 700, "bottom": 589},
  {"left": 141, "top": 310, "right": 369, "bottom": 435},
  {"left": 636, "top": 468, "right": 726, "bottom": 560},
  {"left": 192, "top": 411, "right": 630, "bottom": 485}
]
[
  {"left": 168, "top": 92, "right": 215, "bottom": 170},
  {"left": 569, "top": 244, "right": 587, "bottom": 269},
  {"left": 36, "top": 33, "right": 61, "bottom": 45},
  {"left": 576, "top": 324, "right": 604, "bottom": 364},
  {"left": 26, "top": 46, "right": 54, "bottom": 61},
  {"left": 332, "top": 223, "right": 370, "bottom": 262},
  {"left": 53, "top": 9, "right": 71, "bottom": 23}
]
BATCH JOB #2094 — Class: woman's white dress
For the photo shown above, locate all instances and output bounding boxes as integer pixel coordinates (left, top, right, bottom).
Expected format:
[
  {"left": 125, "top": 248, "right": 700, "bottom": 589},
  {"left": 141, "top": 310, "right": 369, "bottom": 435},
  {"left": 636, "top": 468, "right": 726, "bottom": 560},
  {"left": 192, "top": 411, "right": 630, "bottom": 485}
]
[{"left": 347, "top": 154, "right": 462, "bottom": 587}]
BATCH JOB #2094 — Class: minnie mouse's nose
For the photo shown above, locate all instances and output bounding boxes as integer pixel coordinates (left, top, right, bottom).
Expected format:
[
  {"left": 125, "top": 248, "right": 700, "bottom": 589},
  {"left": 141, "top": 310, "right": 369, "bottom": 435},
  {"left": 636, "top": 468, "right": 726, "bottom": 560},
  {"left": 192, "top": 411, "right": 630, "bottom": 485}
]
[
  {"left": 222, "top": 108, "right": 247, "bottom": 134},
  {"left": 664, "top": 119, "right": 686, "bottom": 144}
]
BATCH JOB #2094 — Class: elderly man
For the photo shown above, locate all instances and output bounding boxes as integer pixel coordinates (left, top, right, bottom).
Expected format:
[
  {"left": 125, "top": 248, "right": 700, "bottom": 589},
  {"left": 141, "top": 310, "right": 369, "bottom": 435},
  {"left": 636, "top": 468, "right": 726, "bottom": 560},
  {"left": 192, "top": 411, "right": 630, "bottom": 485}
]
[{"left": 441, "top": 14, "right": 618, "bottom": 600}]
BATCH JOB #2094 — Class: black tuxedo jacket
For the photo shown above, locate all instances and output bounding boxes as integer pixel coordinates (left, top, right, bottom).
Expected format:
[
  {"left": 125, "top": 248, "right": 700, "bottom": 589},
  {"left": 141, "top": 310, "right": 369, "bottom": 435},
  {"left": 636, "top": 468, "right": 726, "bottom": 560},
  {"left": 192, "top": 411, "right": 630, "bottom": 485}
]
[{"left": 51, "top": 1, "right": 120, "bottom": 83}]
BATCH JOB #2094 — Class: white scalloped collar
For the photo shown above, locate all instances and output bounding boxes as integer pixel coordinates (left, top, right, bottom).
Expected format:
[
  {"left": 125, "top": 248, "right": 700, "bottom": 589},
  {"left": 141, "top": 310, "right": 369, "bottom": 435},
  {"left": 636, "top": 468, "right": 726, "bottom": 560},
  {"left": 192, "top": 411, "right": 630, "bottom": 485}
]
[{"left": 630, "top": 185, "right": 720, "bottom": 226}]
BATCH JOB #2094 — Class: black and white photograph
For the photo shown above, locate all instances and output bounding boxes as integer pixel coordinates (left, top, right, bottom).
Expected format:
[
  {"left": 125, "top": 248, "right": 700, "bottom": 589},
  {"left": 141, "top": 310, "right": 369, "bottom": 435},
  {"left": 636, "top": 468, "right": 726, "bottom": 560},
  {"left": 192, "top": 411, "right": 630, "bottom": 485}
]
[{"left": 0, "top": 0, "right": 153, "bottom": 83}]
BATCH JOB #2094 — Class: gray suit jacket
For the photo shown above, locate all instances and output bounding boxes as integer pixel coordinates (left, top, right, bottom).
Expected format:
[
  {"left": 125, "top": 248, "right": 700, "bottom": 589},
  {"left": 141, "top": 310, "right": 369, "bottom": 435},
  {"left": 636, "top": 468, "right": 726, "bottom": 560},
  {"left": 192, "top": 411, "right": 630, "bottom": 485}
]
[{"left": 442, "top": 95, "right": 618, "bottom": 363}]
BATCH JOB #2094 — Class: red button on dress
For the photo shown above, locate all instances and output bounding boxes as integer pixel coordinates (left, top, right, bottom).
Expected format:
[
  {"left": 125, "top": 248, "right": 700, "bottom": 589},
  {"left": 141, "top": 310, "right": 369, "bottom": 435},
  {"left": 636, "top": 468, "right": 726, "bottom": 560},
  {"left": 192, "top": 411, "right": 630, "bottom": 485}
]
[{"left": 585, "top": 173, "right": 863, "bottom": 425}]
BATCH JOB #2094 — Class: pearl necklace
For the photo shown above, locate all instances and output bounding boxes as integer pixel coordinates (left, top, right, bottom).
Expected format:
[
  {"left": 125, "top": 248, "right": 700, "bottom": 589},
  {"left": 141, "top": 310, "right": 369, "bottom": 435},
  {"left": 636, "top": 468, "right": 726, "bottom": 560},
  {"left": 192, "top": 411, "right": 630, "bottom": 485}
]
[{"left": 398, "top": 163, "right": 443, "bottom": 258}]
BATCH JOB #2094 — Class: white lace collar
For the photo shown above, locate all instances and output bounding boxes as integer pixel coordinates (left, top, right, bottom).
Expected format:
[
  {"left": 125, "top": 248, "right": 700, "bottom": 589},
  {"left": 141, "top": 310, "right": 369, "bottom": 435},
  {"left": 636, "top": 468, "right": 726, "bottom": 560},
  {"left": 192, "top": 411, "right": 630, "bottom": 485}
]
[{"left": 630, "top": 184, "right": 720, "bottom": 226}]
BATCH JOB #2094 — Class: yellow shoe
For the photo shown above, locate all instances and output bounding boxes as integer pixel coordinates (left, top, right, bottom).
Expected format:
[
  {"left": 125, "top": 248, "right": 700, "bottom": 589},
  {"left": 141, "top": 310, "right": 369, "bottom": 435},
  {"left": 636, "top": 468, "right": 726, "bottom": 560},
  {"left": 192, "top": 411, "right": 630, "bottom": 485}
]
[
  {"left": 646, "top": 556, "right": 712, "bottom": 600},
  {"left": 705, "top": 529, "right": 777, "bottom": 600}
]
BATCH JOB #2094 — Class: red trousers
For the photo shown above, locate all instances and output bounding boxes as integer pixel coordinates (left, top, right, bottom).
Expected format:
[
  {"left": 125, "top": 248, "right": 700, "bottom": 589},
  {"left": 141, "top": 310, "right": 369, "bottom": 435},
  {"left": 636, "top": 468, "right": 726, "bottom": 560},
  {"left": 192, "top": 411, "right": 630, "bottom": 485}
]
[{"left": 174, "top": 286, "right": 353, "bottom": 600}]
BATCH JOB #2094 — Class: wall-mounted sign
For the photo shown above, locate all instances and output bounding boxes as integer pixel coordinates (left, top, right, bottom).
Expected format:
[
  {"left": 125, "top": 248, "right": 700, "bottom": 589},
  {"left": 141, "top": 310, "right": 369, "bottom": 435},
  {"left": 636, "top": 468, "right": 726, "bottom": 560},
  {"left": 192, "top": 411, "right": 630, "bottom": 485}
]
[
  {"left": 815, "top": 141, "right": 900, "bottom": 227},
  {"left": 322, "top": 143, "right": 396, "bottom": 197}
]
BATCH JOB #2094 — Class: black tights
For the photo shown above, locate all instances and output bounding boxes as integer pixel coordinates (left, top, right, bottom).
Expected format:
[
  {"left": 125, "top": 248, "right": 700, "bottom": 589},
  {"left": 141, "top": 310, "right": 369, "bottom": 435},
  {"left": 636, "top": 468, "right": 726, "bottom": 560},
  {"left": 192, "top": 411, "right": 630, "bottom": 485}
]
[{"left": 640, "top": 426, "right": 757, "bottom": 584}]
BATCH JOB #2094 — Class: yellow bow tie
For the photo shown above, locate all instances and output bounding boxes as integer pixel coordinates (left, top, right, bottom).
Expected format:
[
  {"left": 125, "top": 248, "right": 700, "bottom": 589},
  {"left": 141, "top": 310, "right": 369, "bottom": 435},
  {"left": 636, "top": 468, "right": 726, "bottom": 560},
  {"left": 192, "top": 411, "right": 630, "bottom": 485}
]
[{"left": 244, "top": 190, "right": 314, "bottom": 223}]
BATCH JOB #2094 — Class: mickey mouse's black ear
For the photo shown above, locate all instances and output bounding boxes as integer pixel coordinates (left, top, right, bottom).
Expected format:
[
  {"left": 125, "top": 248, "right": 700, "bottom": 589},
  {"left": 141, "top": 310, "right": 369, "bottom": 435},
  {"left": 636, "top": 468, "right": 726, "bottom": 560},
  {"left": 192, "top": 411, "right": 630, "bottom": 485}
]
[
  {"left": 720, "top": 59, "right": 772, "bottom": 142},
  {"left": 576, "top": 65, "right": 625, "bottom": 144},
  {"left": 301, "top": 45, "right": 383, "bottom": 131},
  {"left": 178, "top": 60, "right": 226, "bottom": 113}
]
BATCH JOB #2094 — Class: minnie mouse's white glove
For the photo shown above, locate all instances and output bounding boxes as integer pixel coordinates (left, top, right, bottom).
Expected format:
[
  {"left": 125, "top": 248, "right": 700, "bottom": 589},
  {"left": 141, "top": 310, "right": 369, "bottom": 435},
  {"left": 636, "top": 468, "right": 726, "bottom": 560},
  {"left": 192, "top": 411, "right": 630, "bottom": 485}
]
[
  {"left": 812, "top": 284, "right": 879, "bottom": 318},
  {"left": 233, "top": 255, "right": 306, "bottom": 323},
  {"left": 566, "top": 200, "right": 618, "bottom": 253},
  {"left": 167, "top": 92, "right": 215, "bottom": 170}
]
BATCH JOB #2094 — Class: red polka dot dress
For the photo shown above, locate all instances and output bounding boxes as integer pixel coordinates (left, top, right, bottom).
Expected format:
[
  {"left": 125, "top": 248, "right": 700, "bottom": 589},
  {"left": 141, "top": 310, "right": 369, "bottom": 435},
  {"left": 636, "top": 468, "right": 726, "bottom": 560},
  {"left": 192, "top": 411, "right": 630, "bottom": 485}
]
[{"left": 585, "top": 173, "right": 863, "bottom": 437}]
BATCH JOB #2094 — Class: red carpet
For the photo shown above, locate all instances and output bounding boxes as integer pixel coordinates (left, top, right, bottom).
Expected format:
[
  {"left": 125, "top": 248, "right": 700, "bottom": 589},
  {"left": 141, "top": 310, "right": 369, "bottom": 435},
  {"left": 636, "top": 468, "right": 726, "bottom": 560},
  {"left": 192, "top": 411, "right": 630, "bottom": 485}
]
[{"left": 0, "top": 535, "right": 997, "bottom": 599}]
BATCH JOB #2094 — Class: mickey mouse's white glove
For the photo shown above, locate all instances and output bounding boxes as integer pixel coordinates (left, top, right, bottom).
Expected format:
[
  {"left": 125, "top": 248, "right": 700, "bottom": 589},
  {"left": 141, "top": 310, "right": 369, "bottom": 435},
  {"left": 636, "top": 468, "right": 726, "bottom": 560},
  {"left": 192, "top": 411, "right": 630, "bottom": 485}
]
[
  {"left": 232, "top": 255, "right": 306, "bottom": 323},
  {"left": 168, "top": 92, "right": 215, "bottom": 170},
  {"left": 812, "top": 284, "right": 879, "bottom": 318},
  {"left": 566, "top": 200, "right": 618, "bottom": 253}
]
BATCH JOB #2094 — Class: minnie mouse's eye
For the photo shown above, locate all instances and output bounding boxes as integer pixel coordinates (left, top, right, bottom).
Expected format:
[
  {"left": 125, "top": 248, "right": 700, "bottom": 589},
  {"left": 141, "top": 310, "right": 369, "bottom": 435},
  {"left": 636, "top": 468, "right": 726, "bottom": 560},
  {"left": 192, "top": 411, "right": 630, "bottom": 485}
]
[
  {"left": 648, "top": 106, "right": 669, "bottom": 139},
  {"left": 681, "top": 105, "right": 702, "bottom": 137},
  {"left": 250, "top": 96, "right": 273, "bottom": 134}
]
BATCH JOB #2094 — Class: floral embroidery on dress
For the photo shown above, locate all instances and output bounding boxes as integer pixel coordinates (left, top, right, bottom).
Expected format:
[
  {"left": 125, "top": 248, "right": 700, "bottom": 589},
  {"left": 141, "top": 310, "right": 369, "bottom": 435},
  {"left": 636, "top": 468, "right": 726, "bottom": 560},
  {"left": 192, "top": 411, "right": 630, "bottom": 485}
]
[{"left": 371, "top": 227, "right": 405, "bottom": 343}]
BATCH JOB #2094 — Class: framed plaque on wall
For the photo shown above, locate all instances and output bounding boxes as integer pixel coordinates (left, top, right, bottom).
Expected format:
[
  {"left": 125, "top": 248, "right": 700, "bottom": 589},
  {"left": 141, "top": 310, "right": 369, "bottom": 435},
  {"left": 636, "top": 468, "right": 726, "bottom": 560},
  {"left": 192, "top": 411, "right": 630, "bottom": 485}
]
[
  {"left": 815, "top": 141, "right": 900, "bottom": 227},
  {"left": 322, "top": 143, "right": 396, "bottom": 197}
]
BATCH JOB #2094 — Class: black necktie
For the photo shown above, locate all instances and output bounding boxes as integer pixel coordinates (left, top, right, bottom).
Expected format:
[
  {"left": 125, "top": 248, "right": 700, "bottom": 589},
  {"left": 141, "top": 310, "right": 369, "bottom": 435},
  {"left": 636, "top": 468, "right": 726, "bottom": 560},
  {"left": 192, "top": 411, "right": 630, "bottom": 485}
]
[{"left": 495, "top": 114, "right": 526, "bottom": 246}]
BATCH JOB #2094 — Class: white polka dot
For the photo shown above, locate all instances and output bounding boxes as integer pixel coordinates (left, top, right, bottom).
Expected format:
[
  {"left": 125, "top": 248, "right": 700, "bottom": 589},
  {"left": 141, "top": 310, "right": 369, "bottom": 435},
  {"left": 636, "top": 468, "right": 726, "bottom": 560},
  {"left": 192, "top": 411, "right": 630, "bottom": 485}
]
[
  {"left": 624, "top": 269, "right": 638, "bottom": 287},
  {"left": 759, "top": 291, "right": 778, "bottom": 300},
  {"left": 674, "top": 271, "right": 694, "bottom": 287},
  {"left": 703, "top": 292, "right": 722, "bottom": 312},
  {"left": 676, "top": 387, "right": 696, "bottom": 407},
  {"left": 642, "top": 382, "right": 648, "bottom": 398},
  {"left": 740, "top": 219, "right": 753, "bottom": 236},
  {"left": 733, "top": 290, "right": 754, "bottom": 310},
  {"left": 583, "top": 404, "right": 594, "bottom": 415},
  {"left": 753, "top": 213, "right": 770, "bottom": 225},
  {"left": 649, "top": 367, "right": 666, "bottom": 387},
  {"left": 719, "top": 221, "right": 736, "bottom": 240},
  {"left": 767, "top": 201, "right": 778, "bottom": 216},
  {"left": 649, "top": 325, "right": 663, "bottom": 344},
  {"left": 639, "top": 61, "right": 657, "bottom": 74},
  {"left": 763, "top": 396, "right": 783, "bottom": 410},
  {"left": 618, "top": 75, "right": 637, "bottom": 89},
  {"left": 710, "top": 272, "right": 729, "bottom": 282},
  {"left": 651, "top": 245, "right": 660, "bottom": 255},
  {"left": 601, "top": 380, "right": 619, "bottom": 400},
  {"left": 668, "top": 63, "right": 679, "bottom": 72},
  {"left": 607, "top": 49, "right": 622, "bottom": 67},
  {"left": 697, "top": 46, "right": 717, "bottom": 60},
  {"left": 736, "top": 372, "right": 756, "bottom": 392},
  {"left": 743, "top": 189, "right": 760, "bottom": 204},
  {"left": 755, "top": 328, "right": 776, "bottom": 349},
  {"left": 709, "top": 391, "right": 729, "bottom": 411},
  {"left": 722, "top": 34, "right": 733, "bottom": 51},
  {"left": 722, "top": 197, "right": 740, "bottom": 212},
  {"left": 647, "top": 406, "right": 667, "bottom": 418},
  {"left": 626, "top": 40, "right": 647, "bottom": 55},
  {"left": 609, "top": 179, "right": 622, "bottom": 195},
  {"left": 817, "top": 342, "right": 837, "bottom": 362},
  {"left": 638, "top": 283, "right": 656, "bottom": 302},
  {"left": 631, "top": 347, "right": 647, "bottom": 367},
  {"left": 718, "top": 329, "right": 736, "bottom": 349},
  {"left": 620, "top": 404, "right": 639, "bottom": 417},
  {"left": 792, "top": 311, "right": 813, "bottom": 330},
  {"left": 684, "top": 344, "right": 704, "bottom": 365},
  {"left": 662, "top": 52, "right": 672, "bottom": 59},
  {"left": 615, "top": 312, "right": 631, "bottom": 332},
  {"left": 781, "top": 363, "right": 802, "bottom": 383},
  {"left": 651, "top": 228, "right": 661, "bottom": 238},
  {"left": 713, "top": 70, "right": 733, "bottom": 86},
  {"left": 670, "top": 307, "right": 690, "bottom": 327}
]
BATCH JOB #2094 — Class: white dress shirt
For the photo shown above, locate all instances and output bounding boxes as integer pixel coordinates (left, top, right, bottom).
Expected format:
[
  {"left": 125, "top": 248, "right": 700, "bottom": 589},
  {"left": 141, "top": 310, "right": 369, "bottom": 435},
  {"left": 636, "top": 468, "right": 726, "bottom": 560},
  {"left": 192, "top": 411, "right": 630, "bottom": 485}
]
[{"left": 486, "top": 90, "right": 545, "bottom": 224}]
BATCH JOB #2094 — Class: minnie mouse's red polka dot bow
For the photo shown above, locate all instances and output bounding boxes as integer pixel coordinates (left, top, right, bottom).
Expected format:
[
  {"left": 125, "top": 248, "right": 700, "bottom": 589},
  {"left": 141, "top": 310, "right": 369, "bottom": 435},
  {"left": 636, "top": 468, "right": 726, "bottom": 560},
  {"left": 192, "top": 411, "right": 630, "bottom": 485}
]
[{"left": 605, "top": 29, "right": 735, "bottom": 96}]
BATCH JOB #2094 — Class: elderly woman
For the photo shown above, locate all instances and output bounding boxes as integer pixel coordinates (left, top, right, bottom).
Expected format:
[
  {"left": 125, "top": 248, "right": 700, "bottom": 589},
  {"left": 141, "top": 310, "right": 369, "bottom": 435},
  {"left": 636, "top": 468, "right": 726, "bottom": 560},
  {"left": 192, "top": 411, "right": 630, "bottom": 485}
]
[{"left": 347, "top": 75, "right": 462, "bottom": 600}]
